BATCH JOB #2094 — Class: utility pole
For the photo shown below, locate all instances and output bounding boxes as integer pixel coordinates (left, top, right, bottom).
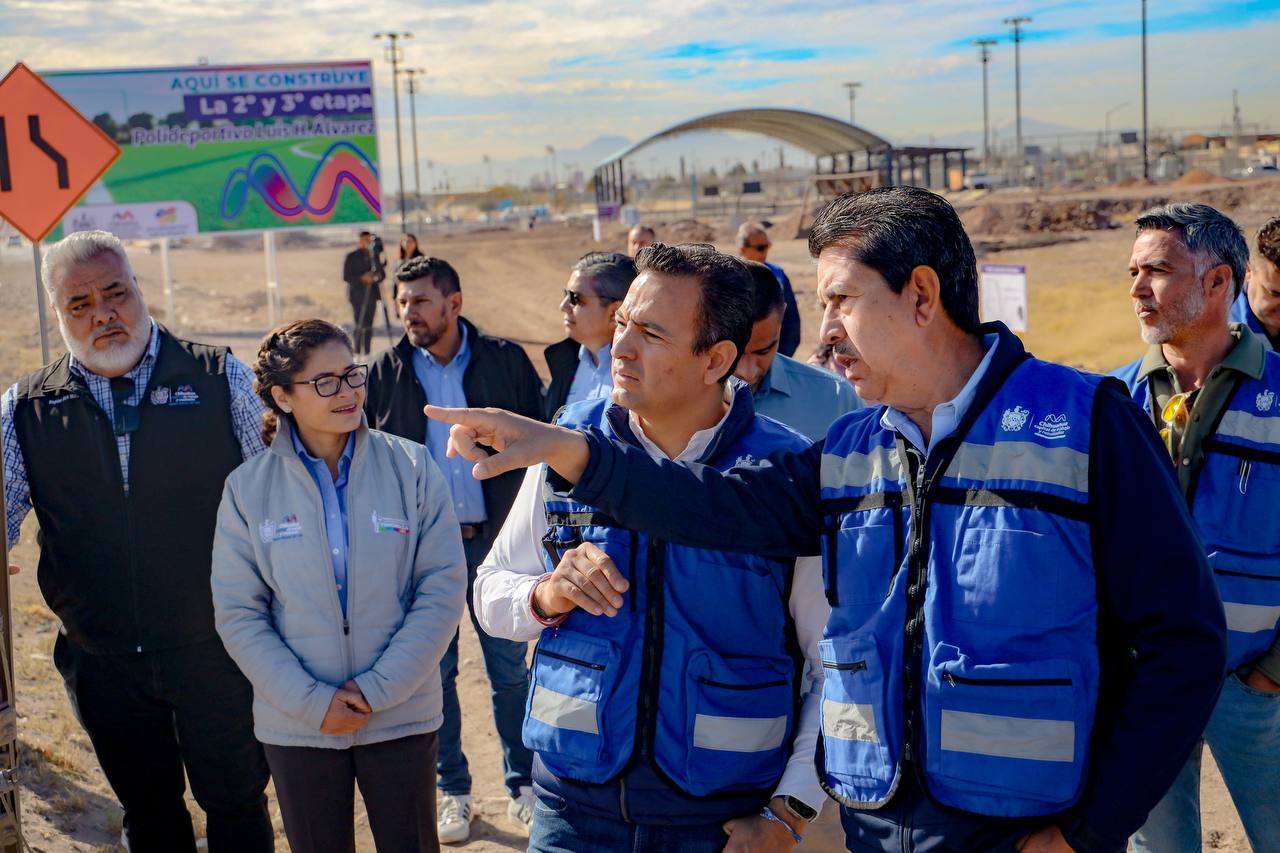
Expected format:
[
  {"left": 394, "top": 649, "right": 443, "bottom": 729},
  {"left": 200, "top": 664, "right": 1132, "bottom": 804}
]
[
  {"left": 402, "top": 67, "right": 426, "bottom": 235},
  {"left": 974, "top": 39, "right": 997, "bottom": 164},
  {"left": 1141, "top": 0, "right": 1149, "bottom": 180},
  {"left": 843, "top": 81, "right": 862, "bottom": 125},
  {"left": 546, "top": 145, "right": 557, "bottom": 208},
  {"left": 1004, "top": 16, "right": 1031, "bottom": 181},
  {"left": 374, "top": 31, "right": 413, "bottom": 232}
]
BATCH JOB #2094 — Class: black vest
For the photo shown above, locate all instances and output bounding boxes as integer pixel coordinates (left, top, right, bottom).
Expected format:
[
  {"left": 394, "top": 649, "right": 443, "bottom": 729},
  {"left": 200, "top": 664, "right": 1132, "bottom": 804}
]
[{"left": 13, "top": 328, "right": 244, "bottom": 653}]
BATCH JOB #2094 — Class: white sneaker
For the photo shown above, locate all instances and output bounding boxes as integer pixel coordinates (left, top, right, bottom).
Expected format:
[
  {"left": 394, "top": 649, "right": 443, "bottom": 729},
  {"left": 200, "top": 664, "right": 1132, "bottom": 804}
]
[
  {"left": 437, "top": 793, "right": 473, "bottom": 845},
  {"left": 507, "top": 785, "right": 536, "bottom": 828}
]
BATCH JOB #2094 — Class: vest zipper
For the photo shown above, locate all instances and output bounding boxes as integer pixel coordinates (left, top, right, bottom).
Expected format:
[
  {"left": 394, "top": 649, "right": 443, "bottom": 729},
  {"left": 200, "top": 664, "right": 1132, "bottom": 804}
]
[
  {"left": 536, "top": 648, "right": 605, "bottom": 670},
  {"left": 943, "top": 673, "right": 1071, "bottom": 687},
  {"left": 822, "top": 660, "right": 868, "bottom": 673},
  {"left": 636, "top": 538, "right": 666, "bottom": 762},
  {"left": 901, "top": 446, "right": 930, "bottom": 765}
]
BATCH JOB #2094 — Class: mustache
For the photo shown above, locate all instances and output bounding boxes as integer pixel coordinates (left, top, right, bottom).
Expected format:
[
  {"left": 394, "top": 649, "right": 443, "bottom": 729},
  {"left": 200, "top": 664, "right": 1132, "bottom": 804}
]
[{"left": 92, "top": 322, "right": 131, "bottom": 342}]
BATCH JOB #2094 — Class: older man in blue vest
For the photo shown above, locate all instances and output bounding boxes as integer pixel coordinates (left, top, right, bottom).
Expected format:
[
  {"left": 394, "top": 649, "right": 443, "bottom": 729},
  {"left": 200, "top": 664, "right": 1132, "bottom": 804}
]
[
  {"left": 424, "top": 188, "right": 1227, "bottom": 853},
  {"left": 1113, "top": 203, "right": 1280, "bottom": 852}
]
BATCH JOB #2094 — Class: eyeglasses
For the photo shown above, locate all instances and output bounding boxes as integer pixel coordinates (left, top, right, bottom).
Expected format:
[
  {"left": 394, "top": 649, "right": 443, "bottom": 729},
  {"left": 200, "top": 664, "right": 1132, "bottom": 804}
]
[
  {"left": 109, "top": 376, "right": 140, "bottom": 436},
  {"left": 563, "top": 289, "right": 589, "bottom": 307},
  {"left": 747, "top": 242, "right": 771, "bottom": 251},
  {"left": 1159, "top": 391, "right": 1190, "bottom": 451},
  {"left": 286, "top": 364, "right": 368, "bottom": 398}
]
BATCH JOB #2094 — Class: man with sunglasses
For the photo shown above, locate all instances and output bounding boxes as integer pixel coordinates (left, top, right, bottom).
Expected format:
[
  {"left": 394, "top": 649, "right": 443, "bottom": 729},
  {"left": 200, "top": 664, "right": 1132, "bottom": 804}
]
[
  {"left": 542, "top": 252, "right": 637, "bottom": 420},
  {"left": 1113, "top": 204, "right": 1280, "bottom": 853},
  {"left": 738, "top": 221, "right": 800, "bottom": 357},
  {"left": 1, "top": 231, "right": 274, "bottom": 852},
  {"left": 363, "top": 255, "right": 543, "bottom": 842}
]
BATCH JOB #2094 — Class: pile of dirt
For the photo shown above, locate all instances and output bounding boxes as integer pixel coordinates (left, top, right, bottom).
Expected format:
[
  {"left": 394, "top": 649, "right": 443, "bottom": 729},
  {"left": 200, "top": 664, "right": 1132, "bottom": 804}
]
[
  {"left": 1174, "top": 168, "right": 1227, "bottom": 186},
  {"left": 961, "top": 199, "right": 1118, "bottom": 236},
  {"left": 661, "top": 219, "right": 717, "bottom": 243}
]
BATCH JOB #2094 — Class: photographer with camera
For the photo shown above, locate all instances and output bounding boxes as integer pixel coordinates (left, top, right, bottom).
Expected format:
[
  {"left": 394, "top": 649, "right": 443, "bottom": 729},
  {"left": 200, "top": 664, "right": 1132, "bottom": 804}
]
[{"left": 342, "top": 231, "right": 386, "bottom": 357}]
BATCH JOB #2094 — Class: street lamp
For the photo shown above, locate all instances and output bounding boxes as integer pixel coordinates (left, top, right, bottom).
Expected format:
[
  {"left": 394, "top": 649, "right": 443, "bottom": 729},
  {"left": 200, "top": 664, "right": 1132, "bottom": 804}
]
[
  {"left": 1003, "top": 16, "right": 1032, "bottom": 181},
  {"left": 843, "top": 81, "right": 862, "bottom": 125},
  {"left": 974, "top": 39, "right": 998, "bottom": 165},
  {"left": 1141, "top": 0, "right": 1150, "bottom": 180},
  {"left": 402, "top": 67, "right": 426, "bottom": 235},
  {"left": 373, "top": 31, "right": 413, "bottom": 232}
]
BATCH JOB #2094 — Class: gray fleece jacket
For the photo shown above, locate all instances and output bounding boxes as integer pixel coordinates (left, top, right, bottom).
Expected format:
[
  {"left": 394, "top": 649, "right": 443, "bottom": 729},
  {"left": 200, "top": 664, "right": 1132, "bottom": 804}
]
[{"left": 211, "top": 418, "right": 466, "bottom": 748}]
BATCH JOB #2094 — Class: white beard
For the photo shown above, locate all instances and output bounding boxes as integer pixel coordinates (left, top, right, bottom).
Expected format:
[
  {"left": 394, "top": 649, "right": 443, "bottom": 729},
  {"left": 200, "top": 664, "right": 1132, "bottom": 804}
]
[{"left": 59, "top": 315, "right": 150, "bottom": 376}]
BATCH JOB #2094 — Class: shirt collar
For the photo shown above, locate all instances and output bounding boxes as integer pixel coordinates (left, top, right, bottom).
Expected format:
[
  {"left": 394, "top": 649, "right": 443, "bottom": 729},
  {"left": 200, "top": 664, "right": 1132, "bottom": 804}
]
[
  {"left": 756, "top": 354, "right": 791, "bottom": 398},
  {"left": 419, "top": 322, "right": 469, "bottom": 369},
  {"left": 579, "top": 342, "right": 611, "bottom": 369},
  {"left": 69, "top": 318, "right": 159, "bottom": 379},
  {"left": 290, "top": 427, "right": 355, "bottom": 472},
  {"left": 627, "top": 383, "right": 736, "bottom": 463},
  {"left": 1136, "top": 324, "right": 1266, "bottom": 383}
]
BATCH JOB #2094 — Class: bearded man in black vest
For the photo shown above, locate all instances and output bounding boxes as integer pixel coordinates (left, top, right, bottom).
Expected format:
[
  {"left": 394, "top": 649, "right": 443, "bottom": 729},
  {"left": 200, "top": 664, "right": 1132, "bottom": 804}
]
[{"left": 0, "top": 231, "right": 273, "bottom": 852}]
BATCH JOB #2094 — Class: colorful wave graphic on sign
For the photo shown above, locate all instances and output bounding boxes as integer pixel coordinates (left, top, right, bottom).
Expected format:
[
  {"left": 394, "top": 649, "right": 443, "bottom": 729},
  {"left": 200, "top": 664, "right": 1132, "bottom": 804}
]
[{"left": 219, "top": 141, "right": 380, "bottom": 224}]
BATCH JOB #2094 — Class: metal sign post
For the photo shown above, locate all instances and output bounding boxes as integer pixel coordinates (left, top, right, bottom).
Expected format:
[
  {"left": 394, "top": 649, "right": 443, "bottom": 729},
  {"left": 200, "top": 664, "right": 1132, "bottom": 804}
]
[
  {"left": 159, "top": 237, "right": 176, "bottom": 332},
  {"left": 0, "top": 467, "right": 24, "bottom": 853},
  {"left": 263, "top": 231, "right": 280, "bottom": 328},
  {"left": 31, "top": 243, "right": 49, "bottom": 364}
]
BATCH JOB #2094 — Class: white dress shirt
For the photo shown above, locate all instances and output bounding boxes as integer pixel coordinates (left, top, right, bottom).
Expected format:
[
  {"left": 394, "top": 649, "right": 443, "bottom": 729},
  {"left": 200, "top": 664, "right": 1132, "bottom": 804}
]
[{"left": 475, "top": 386, "right": 829, "bottom": 814}]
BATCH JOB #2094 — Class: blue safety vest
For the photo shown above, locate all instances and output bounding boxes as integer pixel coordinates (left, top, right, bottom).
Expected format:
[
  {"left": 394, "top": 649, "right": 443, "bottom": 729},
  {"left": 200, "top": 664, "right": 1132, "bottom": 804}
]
[
  {"left": 817, "top": 357, "right": 1103, "bottom": 818},
  {"left": 1115, "top": 352, "right": 1280, "bottom": 671},
  {"left": 1230, "top": 291, "right": 1272, "bottom": 350},
  {"left": 524, "top": 392, "right": 810, "bottom": 803}
]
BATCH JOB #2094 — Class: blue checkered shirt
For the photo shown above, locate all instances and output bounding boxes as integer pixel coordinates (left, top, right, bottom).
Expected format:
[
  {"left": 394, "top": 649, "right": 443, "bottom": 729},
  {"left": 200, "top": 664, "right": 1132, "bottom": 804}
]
[{"left": 2, "top": 320, "right": 267, "bottom": 547}]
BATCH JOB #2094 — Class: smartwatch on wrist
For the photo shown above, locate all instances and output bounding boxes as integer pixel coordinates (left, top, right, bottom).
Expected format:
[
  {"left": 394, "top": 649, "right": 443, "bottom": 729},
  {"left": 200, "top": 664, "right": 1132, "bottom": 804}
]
[{"left": 782, "top": 795, "right": 818, "bottom": 823}]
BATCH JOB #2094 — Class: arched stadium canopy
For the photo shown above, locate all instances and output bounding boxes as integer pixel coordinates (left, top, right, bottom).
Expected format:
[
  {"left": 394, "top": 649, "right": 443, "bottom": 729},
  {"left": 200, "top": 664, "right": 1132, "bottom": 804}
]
[
  {"left": 593, "top": 107, "right": 969, "bottom": 213},
  {"left": 596, "top": 108, "right": 892, "bottom": 167}
]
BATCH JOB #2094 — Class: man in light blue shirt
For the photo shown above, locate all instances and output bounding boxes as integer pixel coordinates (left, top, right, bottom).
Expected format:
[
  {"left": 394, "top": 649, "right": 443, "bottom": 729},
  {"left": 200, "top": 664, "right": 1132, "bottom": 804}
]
[
  {"left": 412, "top": 322, "right": 487, "bottom": 525},
  {"left": 736, "top": 260, "right": 861, "bottom": 440},
  {"left": 290, "top": 427, "right": 355, "bottom": 612},
  {"left": 541, "top": 252, "right": 636, "bottom": 420}
]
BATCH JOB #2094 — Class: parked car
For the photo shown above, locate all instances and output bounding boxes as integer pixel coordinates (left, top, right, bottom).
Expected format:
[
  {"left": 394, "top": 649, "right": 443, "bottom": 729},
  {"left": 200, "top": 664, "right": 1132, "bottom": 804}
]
[{"left": 963, "top": 172, "right": 1008, "bottom": 190}]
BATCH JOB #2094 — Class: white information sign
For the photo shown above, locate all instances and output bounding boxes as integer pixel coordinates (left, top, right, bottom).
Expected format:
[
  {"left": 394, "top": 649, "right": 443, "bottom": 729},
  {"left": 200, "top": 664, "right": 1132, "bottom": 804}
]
[{"left": 980, "top": 263, "right": 1028, "bottom": 332}]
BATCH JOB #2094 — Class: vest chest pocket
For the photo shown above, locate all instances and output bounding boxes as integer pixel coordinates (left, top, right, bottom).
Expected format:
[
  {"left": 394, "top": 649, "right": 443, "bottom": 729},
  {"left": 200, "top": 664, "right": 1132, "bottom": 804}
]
[
  {"left": 660, "top": 652, "right": 794, "bottom": 796},
  {"left": 925, "top": 645, "right": 1087, "bottom": 814},
  {"left": 950, "top": 527, "right": 1066, "bottom": 629},
  {"left": 1194, "top": 448, "right": 1280, "bottom": 555},
  {"left": 824, "top": 507, "right": 901, "bottom": 607},
  {"left": 523, "top": 631, "right": 626, "bottom": 783}
]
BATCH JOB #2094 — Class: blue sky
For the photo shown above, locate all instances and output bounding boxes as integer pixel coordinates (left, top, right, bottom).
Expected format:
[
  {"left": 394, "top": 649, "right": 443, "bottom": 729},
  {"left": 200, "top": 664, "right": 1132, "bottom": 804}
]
[{"left": 2, "top": 0, "right": 1277, "bottom": 185}]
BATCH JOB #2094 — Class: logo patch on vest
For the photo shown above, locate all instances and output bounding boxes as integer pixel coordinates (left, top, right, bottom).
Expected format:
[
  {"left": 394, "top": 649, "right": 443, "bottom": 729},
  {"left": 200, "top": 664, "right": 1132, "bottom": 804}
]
[
  {"left": 150, "top": 385, "right": 200, "bottom": 407},
  {"left": 735, "top": 453, "right": 757, "bottom": 467},
  {"left": 1000, "top": 405, "right": 1030, "bottom": 432},
  {"left": 1257, "top": 389, "right": 1275, "bottom": 412},
  {"left": 259, "top": 514, "right": 302, "bottom": 543},
  {"left": 1032, "top": 413, "right": 1070, "bottom": 440},
  {"left": 372, "top": 511, "right": 410, "bottom": 535}
]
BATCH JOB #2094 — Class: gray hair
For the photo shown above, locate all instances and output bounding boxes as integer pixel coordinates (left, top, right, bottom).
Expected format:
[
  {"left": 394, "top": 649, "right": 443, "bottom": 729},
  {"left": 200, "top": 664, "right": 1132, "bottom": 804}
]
[
  {"left": 572, "top": 251, "right": 636, "bottom": 303},
  {"left": 1135, "top": 203, "right": 1249, "bottom": 298},
  {"left": 41, "top": 230, "right": 134, "bottom": 298},
  {"left": 736, "top": 220, "right": 768, "bottom": 247}
]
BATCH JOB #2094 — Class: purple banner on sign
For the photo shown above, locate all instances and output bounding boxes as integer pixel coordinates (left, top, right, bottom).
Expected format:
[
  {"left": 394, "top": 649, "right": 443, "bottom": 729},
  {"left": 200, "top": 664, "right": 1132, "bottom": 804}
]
[{"left": 181, "top": 88, "right": 373, "bottom": 122}]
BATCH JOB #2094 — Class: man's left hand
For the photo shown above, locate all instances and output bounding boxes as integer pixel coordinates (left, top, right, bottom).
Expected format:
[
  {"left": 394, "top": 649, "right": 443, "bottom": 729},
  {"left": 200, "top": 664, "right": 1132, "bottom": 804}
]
[
  {"left": 1017, "top": 826, "right": 1074, "bottom": 852},
  {"left": 722, "top": 798, "right": 802, "bottom": 852},
  {"left": 1245, "top": 668, "right": 1280, "bottom": 693}
]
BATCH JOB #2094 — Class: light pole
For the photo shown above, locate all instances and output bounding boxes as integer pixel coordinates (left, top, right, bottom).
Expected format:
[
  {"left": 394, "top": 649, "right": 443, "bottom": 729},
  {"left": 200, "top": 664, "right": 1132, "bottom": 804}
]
[
  {"left": 1141, "top": 0, "right": 1149, "bottom": 180},
  {"left": 843, "top": 81, "right": 862, "bottom": 125},
  {"left": 1004, "top": 16, "right": 1032, "bottom": 181},
  {"left": 482, "top": 154, "right": 494, "bottom": 188},
  {"left": 545, "top": 144, "right": 557, "bottom": 207},
  {"left": 974, "top": 39, "right": 997, "bottom": 165},
  {"left": 374, "top": 31, "right": 413, "bottom": 232},
  {"left": 402, "top": 67, "right": 426, "bottom": 235}
]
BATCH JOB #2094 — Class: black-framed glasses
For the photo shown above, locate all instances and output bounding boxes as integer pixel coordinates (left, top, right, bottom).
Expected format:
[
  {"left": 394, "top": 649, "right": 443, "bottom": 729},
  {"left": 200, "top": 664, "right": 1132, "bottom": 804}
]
[
  {"left": 286, "top": 364, "right": 368, "bottom": 398},
  {"left": 747, "top": 241, "right": 771, "bottom": 251},
  {"left": 562, "top": 289, "right": 588, "bottom": 307},
  {"left": 109, "top": 377, "right": 140, "bottom": 437}
]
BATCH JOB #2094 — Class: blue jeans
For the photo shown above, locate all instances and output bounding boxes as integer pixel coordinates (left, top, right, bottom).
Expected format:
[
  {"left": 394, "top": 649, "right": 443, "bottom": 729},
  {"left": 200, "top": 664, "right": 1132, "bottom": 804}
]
[
  {"left": 1132, "top": 672, "right": 1280, "bottom": 852},
  {"left": 437, "top": 533, "right": 534, "bottom": 798},
  {"left": 528, "top": 794, "right": 728, "bottom": 853}
]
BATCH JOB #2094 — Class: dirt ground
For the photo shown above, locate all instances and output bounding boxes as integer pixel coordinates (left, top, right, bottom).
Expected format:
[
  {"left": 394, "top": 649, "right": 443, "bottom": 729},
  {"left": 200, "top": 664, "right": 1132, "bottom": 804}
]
[{"left": 0, "top": 191, "right": 1261, "bottom": 851}]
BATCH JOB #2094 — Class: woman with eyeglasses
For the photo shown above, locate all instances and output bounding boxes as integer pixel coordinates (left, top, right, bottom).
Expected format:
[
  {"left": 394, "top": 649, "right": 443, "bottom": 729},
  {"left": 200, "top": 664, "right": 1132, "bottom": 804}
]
[{"left": 210, "top": 319, "right": 466, "bottom": 853}]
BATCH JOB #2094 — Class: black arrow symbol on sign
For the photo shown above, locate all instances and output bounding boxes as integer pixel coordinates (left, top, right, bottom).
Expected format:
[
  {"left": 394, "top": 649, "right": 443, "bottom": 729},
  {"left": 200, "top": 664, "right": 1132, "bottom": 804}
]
[
  {"left": 28, "top": 115, "right": 69, "bottom": 190},
  {"left": 0, "top": 118, "right": 10, "bottom": 192}
]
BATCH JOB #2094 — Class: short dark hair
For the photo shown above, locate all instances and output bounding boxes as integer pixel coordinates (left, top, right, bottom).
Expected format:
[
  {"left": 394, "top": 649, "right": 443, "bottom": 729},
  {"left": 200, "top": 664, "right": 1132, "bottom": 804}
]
[
  {"left": 572, "top": 251, "right": 636, "bottom": 303},
  {"left": 634, "top": 242, "right": 754, "bottom": 380},
  {"left": 1256, "top": 216, "right": 1280, "bottom": 268},
  {"left": 396, "top": 256, "right": 461, "bottom": 295},
  {"left": 809, "top": 187, "right": 981, "bottom": 334},
  {"left": 742, "top": 259, "right": 785, "bottom": 324},
  {"left": 1136, "top": 202, "right": 1248, "bottom": 298},
  {"left": 358, "top": 230, "right": 372, "bottom": 238}
]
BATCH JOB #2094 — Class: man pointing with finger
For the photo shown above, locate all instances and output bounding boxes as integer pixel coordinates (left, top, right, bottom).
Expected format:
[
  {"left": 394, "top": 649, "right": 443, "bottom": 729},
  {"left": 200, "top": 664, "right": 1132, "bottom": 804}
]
[{"left": 472, "top": 243, "right": 829, "bottom": 852}]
